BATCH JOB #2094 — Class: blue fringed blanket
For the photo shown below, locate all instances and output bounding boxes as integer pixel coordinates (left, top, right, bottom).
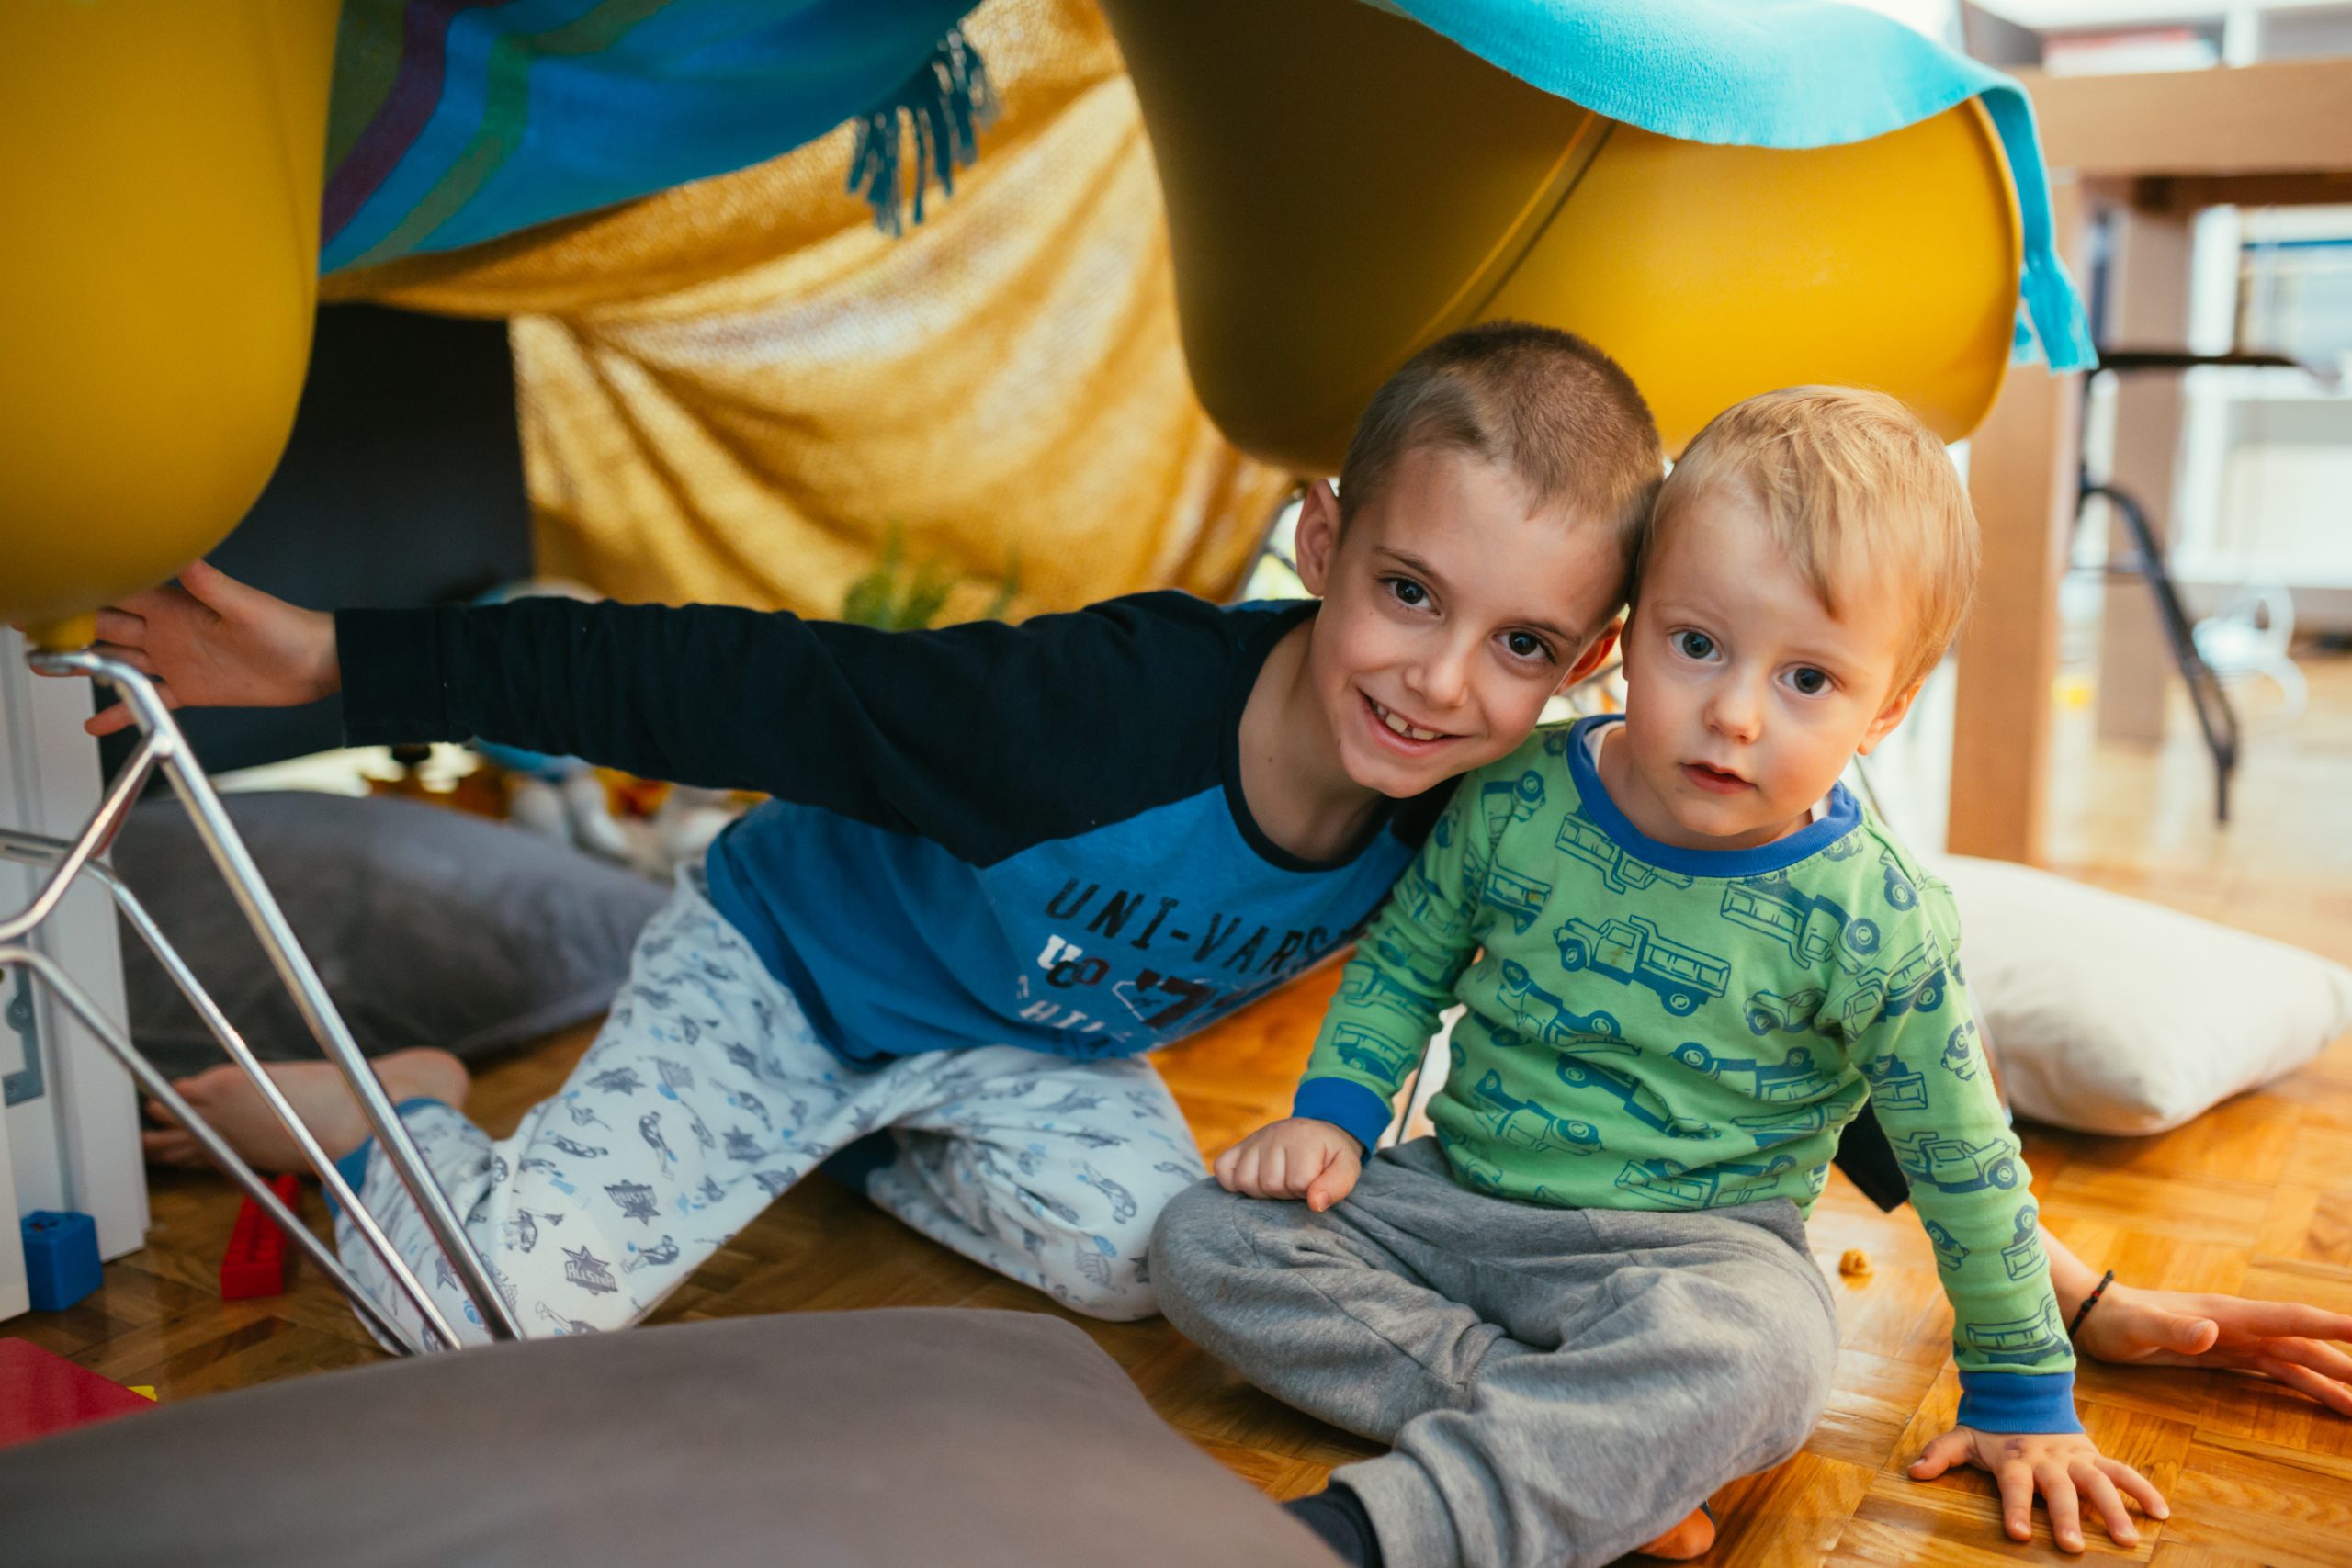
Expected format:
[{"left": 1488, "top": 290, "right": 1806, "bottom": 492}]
[{"left": 319, "top": 0, "right": 2087, "bottom": 367}]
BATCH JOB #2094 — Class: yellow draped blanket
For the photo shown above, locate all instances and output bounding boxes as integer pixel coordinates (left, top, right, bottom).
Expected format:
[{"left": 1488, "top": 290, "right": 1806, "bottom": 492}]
[{"left": 324, "top": 0, "right": 1290, "bottom": 624}]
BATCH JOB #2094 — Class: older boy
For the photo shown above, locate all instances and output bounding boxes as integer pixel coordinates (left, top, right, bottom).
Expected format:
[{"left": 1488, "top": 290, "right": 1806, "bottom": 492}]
[
  {"left": 1154, "top": 389, "right": 2168, "bottom": 1567},
  {"left": 85, "top": 322, "right": 1660, "bottom": 1343}
]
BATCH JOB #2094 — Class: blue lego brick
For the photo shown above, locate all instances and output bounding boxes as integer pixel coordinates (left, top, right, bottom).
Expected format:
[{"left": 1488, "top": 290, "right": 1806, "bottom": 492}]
[{"left": 21, "top": 1209, "right": 102, "bottom": 1313}]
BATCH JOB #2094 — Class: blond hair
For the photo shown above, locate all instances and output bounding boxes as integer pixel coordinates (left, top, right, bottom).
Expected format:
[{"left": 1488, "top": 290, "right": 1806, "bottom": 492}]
[
  {"left": 1340, "top": 322, "right": 1663, "bottom": 593},
  {"left": 1638, "top": 387, "right": 1979, "bottom": 694}
]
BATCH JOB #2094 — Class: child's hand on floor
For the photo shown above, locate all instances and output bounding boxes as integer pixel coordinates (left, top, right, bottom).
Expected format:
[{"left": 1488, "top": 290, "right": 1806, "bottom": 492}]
[
  {"left": 1214, "top": 1119, "right": 1361, "bottom": 1211},
  {"left": 2074, "top": 1280, "right": 2352, "bottom": 1414},
  {"left": 1907, "top": 1424, "right": 2168, "bottom": 1553},
  {"left": 57, "top": 560, "right": 340, "bottom": 738}
]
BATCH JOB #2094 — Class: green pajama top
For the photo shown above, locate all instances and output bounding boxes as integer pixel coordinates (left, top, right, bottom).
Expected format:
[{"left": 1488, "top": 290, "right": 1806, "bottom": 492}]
[{"left": 1293, "top": 716, "right": 2077, "bottom": 1433}]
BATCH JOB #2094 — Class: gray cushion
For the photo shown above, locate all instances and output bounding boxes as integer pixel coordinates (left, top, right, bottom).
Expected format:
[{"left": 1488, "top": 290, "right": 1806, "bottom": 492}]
[
  {"left": 0, "top": 1308, "right": 1340, "bottom": 1568},
  {"left": 115, "top": 790, "right": 669, "bottom": 1078}
]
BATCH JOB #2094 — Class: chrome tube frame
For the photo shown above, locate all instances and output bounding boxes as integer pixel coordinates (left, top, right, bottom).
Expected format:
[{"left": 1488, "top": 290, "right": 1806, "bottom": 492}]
[
  {"left": 1, "top": 647, "right": 521, "bottom": 1344},
  {"left": 0, "top": 826, "right": 441, "bottom": 1353}
]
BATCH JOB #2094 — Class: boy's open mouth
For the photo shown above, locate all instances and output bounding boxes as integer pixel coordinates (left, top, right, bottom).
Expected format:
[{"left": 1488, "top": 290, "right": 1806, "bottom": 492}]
[
  {"left": 1363, "top": 693, "right": 1453, "bottom": 748},
  {"left": 1679, "top": 761, "right": 1752, "bottom": 794}
]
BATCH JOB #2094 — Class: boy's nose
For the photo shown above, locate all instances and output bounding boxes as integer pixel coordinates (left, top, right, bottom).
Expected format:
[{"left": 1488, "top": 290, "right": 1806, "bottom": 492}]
[
  {"left": 1706, "top": 682, "right": 1762, "bottom": 742},
  {"left": 1404, "top": 644, "right": 1472, "bottom": 709}
]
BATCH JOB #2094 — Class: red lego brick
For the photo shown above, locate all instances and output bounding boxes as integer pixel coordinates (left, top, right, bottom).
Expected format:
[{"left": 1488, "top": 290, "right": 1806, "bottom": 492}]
[{"left": 219, "top": 1172, "right": 304, "bottom": 1301}]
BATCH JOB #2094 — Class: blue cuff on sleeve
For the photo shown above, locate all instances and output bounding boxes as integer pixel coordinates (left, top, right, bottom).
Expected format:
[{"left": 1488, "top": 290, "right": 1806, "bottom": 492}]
[
  {"left": 1293, "top": 1077, "right": 1396, "bottom": 1155},
  {"left": 1957, "top": 1371, "right": 2080, "bottom": 1434}
]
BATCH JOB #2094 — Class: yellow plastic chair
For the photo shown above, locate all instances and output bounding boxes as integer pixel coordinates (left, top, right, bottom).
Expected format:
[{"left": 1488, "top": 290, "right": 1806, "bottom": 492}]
[
  {"left": 0, "top": 1, "right": 514, "bottom": 1348},
  {"left": 1100, "top": 0, "right": 2022, "bottom": 469},
  {"left": 2, "top": 4, "right": 334, "bottom": 651}
]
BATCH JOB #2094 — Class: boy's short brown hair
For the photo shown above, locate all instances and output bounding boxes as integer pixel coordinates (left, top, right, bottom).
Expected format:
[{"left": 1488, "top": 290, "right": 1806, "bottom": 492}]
[
  {"left": 1640, "top": 386, "right": 1980, "bottom": 696},
  {"left": 1339, "top": 322, "right": 1663, "bottom": 587}
]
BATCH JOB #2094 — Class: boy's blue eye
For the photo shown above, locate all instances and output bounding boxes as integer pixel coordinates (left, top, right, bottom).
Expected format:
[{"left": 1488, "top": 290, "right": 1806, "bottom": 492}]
[
  {"left": 1675, "top": 631, "right": 1715, "bottom": 660},
  {"left": 1791, "top": 667, "right": 1830, "bottom": 695}
]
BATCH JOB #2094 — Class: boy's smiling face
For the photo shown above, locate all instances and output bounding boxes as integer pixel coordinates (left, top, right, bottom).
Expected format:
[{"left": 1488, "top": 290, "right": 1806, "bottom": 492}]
[
  {"left": 1295, "top": 445, "right": 1626, "bottom": 801},
  {"left": 1606, "top": 484, "right": 1921, "bottom": 851}
]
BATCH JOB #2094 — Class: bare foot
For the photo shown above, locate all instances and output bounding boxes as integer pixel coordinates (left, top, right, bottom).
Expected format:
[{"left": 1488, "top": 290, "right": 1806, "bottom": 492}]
[
  {"left": 142, "top": 1048, "right": 470, "bottom": 1173},
  {"left": 1636, "top": 1503, "right": 1717, "bottom": 1561}
]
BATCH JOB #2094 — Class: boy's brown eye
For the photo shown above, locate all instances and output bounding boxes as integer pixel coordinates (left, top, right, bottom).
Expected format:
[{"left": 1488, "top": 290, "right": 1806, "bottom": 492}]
[
  {"left": 1389, "top": 579, "right": 1427, "bottom": 606},
  {"left": 1506, "top": 632, "right": 1546, "bottom": 660}
]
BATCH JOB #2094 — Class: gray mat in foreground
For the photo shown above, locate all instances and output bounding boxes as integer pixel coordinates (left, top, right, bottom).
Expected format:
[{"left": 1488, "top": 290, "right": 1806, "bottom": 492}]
[{"left": 0, "top": 1308, "right": 1340, "bottom": 1568}]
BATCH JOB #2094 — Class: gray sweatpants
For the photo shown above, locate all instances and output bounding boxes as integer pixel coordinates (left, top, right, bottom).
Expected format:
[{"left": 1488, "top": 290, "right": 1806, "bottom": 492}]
[{"left": 1150, "top": 1139, "right": 1839, "bottom": 1568}]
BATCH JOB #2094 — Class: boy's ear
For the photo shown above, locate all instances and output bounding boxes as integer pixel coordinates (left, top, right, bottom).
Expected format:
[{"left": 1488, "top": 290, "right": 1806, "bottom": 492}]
[
  {"left": 1555, "top": 616, "right": 1623, "bottom": 694},
  {"left": 1293, "top": 480, "right": 1341, "bottom": 596},
  {"left": 1855, "top": 676, "right": 1925, "bottom": 756}
]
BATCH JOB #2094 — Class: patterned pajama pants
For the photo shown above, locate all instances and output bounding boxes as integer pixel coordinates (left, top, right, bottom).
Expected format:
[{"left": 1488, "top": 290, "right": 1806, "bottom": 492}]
[{"left": 334, "top": 869, "right": 1206, "bottom": 1348}]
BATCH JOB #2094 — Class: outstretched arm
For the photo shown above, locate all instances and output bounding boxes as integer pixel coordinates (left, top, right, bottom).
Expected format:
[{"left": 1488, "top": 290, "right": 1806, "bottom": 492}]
[
  {"left": 2043, "top": 1224, "right": 2352, "bottom": 1416},
  {"left": 59, "top": 563, "right": 1255, "bottom": 865}
]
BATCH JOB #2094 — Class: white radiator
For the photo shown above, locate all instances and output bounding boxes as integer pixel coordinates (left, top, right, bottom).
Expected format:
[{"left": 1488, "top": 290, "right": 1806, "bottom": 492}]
[{"left": 0, "top": 630, "right": 148, "bottom": 1321}]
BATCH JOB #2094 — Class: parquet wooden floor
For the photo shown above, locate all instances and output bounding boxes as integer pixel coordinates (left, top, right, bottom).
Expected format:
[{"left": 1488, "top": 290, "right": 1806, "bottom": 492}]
[{"left": 12, "top": 649, "right": 2352, "bottom": 1567}]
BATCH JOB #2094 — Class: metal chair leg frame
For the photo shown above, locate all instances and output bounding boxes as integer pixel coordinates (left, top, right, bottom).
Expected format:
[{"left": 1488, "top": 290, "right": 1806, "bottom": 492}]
[
  {"left": 0, "top": 730, "right": 160, "bottom": 946},
  {"left": 12, "top": 647, "right": 521, "bottom": 1341},
  {"left": 2077, "top": 478, "right": 2242, "bottom": 825},
  {"left": 0, "top": 944, "right": 425, "bottom": 1353},
  {"left": 0, "top": 826, "right": 448, "bottom": 1354}
]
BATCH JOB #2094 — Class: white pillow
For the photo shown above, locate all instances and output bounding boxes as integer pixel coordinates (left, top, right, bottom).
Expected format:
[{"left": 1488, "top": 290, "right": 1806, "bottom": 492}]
[{"left": 1933, "top": 854, "right": 2352, "bottom": 1135}]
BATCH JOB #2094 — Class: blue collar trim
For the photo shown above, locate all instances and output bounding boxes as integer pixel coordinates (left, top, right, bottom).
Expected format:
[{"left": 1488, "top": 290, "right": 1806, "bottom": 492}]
[{"left": 1564, "top": 715, "right": 1861, "bottom": 878}]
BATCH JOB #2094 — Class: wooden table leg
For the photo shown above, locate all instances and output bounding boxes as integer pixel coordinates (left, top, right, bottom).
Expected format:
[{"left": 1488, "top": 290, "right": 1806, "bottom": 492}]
[
  {"left": 2095, "top": 195, "right": 2196, "bottom": 746},
  {"left": 1948, "top": 182, "right": 2086, "bottom": 864}
]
